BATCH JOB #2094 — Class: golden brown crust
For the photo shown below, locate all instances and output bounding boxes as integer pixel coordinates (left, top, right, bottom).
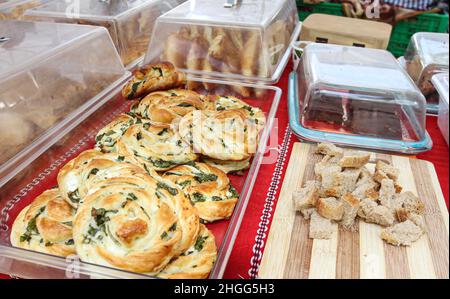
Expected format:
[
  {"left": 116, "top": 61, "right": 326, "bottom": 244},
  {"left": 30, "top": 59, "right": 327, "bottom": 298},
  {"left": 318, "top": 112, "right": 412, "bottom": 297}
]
[
  {"left": 122, "top": 62, "right": 187, "bottom": 100},
  {"left": 163, "top": 30, "right": 192, "bottom": 69},
  {"left": 316, "top": 197, "right": 344, "bottom": 221},
  {"left": 158, "top": 224, "right": 217, "bottom": 279},
  {"left": 133, "top": 89, "right": 205, "bottom": 124},
  {"left": 186, "top": 36, "right": 210, "bottom": 90},
  {"left": 163, "top": 162, "right": 239, "bottom": 223},
  {"left": 73, "top": 183, "right": 182, "bottom": 274},
  {"left": 178, "top": 109, "right": 260, "bottom": 162},
  {"left": 11, "top": 189, "right": 76, "bottom": 257},
  {"left": 205, "top": 95, "right": 266, "bottom": 133}
]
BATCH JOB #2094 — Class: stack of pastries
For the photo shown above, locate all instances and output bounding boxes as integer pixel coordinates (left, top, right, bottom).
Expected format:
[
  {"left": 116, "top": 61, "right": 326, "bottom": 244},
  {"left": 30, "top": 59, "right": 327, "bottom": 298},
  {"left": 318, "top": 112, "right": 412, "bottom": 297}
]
[
  {"left": 11, "top": 62, "right": 266, "bottom": 279},
  {"left": 161, "top": 20, "right": 295, "bottom": 97}
]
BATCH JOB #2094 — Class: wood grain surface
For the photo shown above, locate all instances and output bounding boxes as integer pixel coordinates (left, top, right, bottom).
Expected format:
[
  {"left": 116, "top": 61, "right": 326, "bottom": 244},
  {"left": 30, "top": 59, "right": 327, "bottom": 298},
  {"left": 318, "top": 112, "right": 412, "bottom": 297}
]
[{"left": 258, "top": 143, "right": 449, "bottom": 279}]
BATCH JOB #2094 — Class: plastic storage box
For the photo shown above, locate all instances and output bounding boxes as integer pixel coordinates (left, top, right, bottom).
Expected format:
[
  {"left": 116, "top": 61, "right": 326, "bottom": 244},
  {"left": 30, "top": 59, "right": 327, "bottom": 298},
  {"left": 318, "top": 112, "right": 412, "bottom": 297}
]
[
  {"left": 144, "top": 0, "right": 300, "bottom": 85},
  {"left": 24, "top": 0, "right": 186, "bottom": 68},
  {"left": 404, "top": 33, "right": 449, "bottom": 113},
  {"left": 432, "top": 73, "right": 449, "bottom": 145},
  {"left": 0, "top": 0, "right": 44, "bottom": 20},
  {"left": 289, "top": 43, "right": 432, "bottom": 154},
  {"left": 0, "top": 20, "right": 128, "bottom": 187},
  {"left": 299, "top": 14, "right": 392, "bottom": 50},
  {"left": 0, "top": 73, "right": 281, "bottom": 278}
]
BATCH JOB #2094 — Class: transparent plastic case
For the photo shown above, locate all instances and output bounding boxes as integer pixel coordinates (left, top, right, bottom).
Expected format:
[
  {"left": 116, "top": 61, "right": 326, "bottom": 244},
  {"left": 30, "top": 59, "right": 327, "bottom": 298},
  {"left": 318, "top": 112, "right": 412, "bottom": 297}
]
[
  {"left": 24, "top": 0, "right": 186, "bottom": 68},
  {"left": 0, "top": 0, "right": 44, "bottom": 20},
  {"left": 0, "top": 76, "right": 281, "bottom": 279},
  {"left": 0, "top": 20, "right": 128, "bottom": 188},
  {"left": 404, "top": 32, "right": 449, "bottom": 113},
  {"left": 289, "top": 43, "right": 432, "bottom": 154},
  {"left": 432, "top": 73, "right": 449, "bottom": 145},
  {"left": 144, "top": 0, "right": 300, "bottom": 85}
]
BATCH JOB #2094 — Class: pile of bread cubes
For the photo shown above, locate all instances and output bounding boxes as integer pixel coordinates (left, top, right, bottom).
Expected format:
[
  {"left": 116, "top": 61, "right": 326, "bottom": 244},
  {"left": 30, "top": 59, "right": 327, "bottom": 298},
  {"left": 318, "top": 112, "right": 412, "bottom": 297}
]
[{"left": 293, "top": 143, "right": 427, "bottom": 246}]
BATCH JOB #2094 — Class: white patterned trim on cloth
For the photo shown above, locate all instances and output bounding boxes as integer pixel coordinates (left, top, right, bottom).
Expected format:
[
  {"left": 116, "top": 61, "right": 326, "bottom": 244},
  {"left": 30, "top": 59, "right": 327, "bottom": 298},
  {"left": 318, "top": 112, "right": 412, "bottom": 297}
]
[{"left": 248, "top": 125, "right": 293, "bottom": 278}]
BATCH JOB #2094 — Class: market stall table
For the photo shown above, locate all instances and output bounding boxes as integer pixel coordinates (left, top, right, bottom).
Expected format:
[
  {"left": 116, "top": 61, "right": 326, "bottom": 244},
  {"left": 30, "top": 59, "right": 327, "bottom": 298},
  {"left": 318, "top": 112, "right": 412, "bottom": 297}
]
[{"left": 0, "top": 62, "right": 448, "bottom": 279}]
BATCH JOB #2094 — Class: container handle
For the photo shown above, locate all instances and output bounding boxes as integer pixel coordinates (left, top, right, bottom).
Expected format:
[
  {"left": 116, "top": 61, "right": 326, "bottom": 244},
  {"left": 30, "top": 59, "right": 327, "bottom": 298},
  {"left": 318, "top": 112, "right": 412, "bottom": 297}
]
[
  {"left": 224, "top": 0, "right": 240, "bottom": 8},
  {"left": 0, "top": 37, "right": 11, "bottom": 44}
]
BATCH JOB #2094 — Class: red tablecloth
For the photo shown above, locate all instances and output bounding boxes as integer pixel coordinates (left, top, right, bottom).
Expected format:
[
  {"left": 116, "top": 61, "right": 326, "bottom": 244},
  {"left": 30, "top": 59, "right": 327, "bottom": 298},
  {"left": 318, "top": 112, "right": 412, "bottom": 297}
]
[
  {"left": 0, "top": 64, "right": 448, "bottom": 280},
  {"left": 222, "top": 63, "right": 449, "bottom": 279}
]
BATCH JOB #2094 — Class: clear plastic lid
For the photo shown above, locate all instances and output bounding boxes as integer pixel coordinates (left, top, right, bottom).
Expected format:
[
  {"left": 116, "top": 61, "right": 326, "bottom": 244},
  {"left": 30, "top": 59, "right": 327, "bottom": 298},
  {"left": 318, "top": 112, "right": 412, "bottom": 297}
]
[
  {"left": 289, "top": 43, "right": 431, "bottom": 154},
  {"left": 144, "top": 0, "right": 300, "bottom": 84},
  {"left": 24, "top": 0, "right": 186, "bottom": 68},
  {"left": 405, "top": 33, "right": 449, "bottom": 112},
  {"left": 432, "top": 73, "right": 449, "bottom": 107},
  {"left": 0, "top": 20, "right": 127, "bottom": 182},
  {"left": 0, "top": 0, "right": 44, "bottom": 20}
]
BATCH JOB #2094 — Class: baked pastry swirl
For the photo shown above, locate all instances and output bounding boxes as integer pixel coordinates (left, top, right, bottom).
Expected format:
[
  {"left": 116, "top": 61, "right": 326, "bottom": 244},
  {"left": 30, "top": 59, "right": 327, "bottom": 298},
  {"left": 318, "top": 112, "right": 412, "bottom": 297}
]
[
  {"left": 179, "top": 109, "right": 259, "bottom": 162},
  {"left": 73, "top": 183, "right": 182, "bottom": 274},
  {"left": 131, "top": 89, "right": 205, "bottom": 124},
  {"left": 57, "top": 150, "right": 144, "bottom": 209},
  {"left": 11, "top": 189, "right": 76, "bottom": 257},
  {"left": 122, "top": 62, "right": 187, "bottom": 100},
  {"left": 206, "top": 95, "right": 266, "bottom": 133},
  {"left": 158, "top": 224, "right": 217, "bottom": 279},
  {"left": 163, "top": 162, "right": 239, "bottom": 222},
  {"left": 95, "top": 113, "right": 140, "bottom": 153},
  {"left": 117, "top": 123, "right": 198, "bottom": 172}
]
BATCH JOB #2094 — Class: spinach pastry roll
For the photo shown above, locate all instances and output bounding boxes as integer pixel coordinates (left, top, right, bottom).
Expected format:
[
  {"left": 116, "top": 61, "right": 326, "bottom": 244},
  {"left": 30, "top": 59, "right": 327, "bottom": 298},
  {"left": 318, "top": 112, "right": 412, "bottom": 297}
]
[{"left": 11, "top": 189, "right": 76, "bottom": 257}]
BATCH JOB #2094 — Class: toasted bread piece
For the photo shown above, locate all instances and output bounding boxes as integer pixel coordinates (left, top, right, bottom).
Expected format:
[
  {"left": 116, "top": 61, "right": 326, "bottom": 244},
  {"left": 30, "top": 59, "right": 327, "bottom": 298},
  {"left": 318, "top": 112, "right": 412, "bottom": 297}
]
[
  {"left": 317, "top": 197, "right": 344, "bottom": 221},
  {"left": 395, "top": 209, "right": 426, "bottom": 232},
  {"left": 353, "top": 173, "right": 380, "bottom": 200},
  {"left": 309, "top": 210, "right": 334, "bottom": 239},
  {"left": 407, "top": 213, "right": 427, "bottom": 231},
  {"left": 375, "top": 160, "right": 399, "bottom": 182},
  {"left": 395, "top": 191, "right": 425, "bottom": 215},
  {"left": 338, "top": 150, "right": 370, "bottom": 168},
  {"left": 364, "top": 188, "right": 380, "bottom": 201},
  {"left": 340, "top": 193, "right": 361, "bottom": 230},
  {"left": 316, "top": 143, "right": 344, "bottom": 157},
  {"left": 293, "top": 180, "right": 319, "bottom": 212},
  {"left": 358, "top": 199, "right": 395, "bottom": 227},
  {"left": 314, "top": 162, "right": 341, "bottom": 181},
  {"left": 379, "top": 179, "right": 397, "bottom": 209},
  {"left": 381, "top": 220, "right": 424, "bottom": 246},
  {"left": 359, "top": 166, "right": 372, "bottom": 180},
  {"left": 321, "top": 167, "right": 361, "bottom": 198},
  {"left": 340, "top": 168, "right": 362, "bottom": 194}
]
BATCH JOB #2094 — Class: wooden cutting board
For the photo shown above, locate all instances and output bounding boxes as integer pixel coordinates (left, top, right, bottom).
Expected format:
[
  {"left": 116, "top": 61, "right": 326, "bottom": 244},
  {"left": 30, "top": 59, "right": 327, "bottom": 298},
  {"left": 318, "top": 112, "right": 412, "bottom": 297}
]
[{"left": 259, "top": 143, "right": 449, "bottom": 279}]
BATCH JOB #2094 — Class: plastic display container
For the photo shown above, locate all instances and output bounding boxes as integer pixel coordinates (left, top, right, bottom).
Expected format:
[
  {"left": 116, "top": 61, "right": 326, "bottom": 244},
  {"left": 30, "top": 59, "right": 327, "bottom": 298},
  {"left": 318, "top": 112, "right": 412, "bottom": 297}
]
[
  {"left": 144, "top": 0, "right": 300, "bottom": 84},
  {"left": 24, "top": 0, "right": 186, "bottom": 69},
  {"left": 0, "top": 20, "right": 128, "bottom": 188},
  {"left": 288, "top": 43, "right": 432, "bottom": 154},
  {"left": 0, "top": 0, "right": 45, "bottom": 20},
  {"left": 299, "top": 14, "right": 392, "bottom": 50},
  {"left": 404, "top": 32, "right": 449, "bottom": 114},
  {"left": 432, "top": 73, "right": 449, "bottom": 145},
  {"left": 0, "top": 74, "right": 281, "bottom": 279}
]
